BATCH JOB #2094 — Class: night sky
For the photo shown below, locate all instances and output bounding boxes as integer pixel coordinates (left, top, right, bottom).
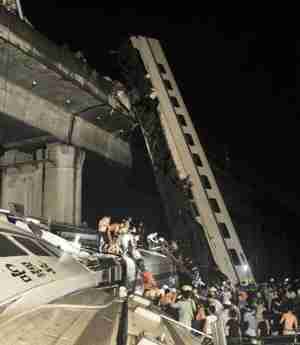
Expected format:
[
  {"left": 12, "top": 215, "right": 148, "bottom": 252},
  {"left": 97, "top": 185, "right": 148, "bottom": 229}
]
[{"left": 19, "top": 4, "right": 297, "bottom": 278}]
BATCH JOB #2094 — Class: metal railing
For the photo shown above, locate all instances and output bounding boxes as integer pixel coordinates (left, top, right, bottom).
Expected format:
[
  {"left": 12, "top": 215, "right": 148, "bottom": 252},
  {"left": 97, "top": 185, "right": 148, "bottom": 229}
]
[{"left": 161, "top": 314, "right": 213, "bottom": 345}]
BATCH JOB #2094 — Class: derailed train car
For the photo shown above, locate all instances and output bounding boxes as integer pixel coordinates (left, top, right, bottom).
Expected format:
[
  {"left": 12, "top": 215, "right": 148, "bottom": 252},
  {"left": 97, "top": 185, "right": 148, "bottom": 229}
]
[
  {"left": 0, "top": 210, "right": 178, "bottom": 292},
  {"left": 0, "top": 213, "right": 126, "bottom": 296},
  {"left": 48, "top": 221, "right": 178, "bottom": 288},
  {"left": 0, "top": 221, "right": 123, "bottom": 323}
]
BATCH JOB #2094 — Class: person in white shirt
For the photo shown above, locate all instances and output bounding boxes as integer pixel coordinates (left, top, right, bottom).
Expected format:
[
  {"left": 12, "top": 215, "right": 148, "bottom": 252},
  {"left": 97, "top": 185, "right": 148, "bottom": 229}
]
[
  {"left": 220, "top": 303, "right": 231, "bottom": 336},
  {"left": 171, "top": 286, "right": 196, "bottom": 328},
  {"left": 147, "top": 232, "right": 159, "bottom": 249},
  {"left": 205, "top": 305, "right": 218, "bottom": 336},
  {"left": 222, "top": 288, "right": 232, "bottom": 306},
  {"left": 243, "top": 306, "right": 257, "bottom": 339},
  {"left": 208, "top": 295, "right": 224, "bottom": 315},
  {"left": 97, "top": 216, "right": 111, "bottom": 252}
]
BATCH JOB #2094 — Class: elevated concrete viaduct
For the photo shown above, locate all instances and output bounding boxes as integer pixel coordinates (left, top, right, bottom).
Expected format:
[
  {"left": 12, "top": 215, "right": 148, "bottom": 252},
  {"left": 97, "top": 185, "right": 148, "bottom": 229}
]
[{"left": 0, "top": 8, "right": 133, "bottom": 224}]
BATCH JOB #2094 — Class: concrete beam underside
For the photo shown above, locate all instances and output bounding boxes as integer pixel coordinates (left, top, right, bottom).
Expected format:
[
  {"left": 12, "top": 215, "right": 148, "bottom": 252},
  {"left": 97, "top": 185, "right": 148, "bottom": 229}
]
[
  {"left": 0, "top": 76, "right": 131, "bottom": 167},
  {"left": 0, "top": 10, "right": 132, "bottom": 167}
]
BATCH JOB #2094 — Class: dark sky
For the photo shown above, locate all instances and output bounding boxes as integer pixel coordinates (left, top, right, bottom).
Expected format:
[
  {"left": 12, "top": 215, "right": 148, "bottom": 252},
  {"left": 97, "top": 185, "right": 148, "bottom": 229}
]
[
  {"left": 19, "top": 4, "right": 298, "bottom": 276},
  {"left": 20, "top": 5, "right": 296, "bottom": 193}
]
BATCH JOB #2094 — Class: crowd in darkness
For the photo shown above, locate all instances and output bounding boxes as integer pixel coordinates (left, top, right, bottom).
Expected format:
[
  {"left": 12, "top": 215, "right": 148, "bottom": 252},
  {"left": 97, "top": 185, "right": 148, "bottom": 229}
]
[
  {"left": 141, "top": 238, "right": 300, "bottom": 342},
  {"left": 96, "top": 217, "right": 300, "bottom": 341},
  {"left": 147, "top": 274, "right": 300, "bottom": 339}
]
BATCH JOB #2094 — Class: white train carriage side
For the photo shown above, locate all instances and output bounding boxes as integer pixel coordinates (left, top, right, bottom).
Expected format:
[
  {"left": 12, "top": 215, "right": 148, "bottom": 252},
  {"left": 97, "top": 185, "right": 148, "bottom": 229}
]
[{"left": 0, "top": 220, "right": 124, "bottom": 323}]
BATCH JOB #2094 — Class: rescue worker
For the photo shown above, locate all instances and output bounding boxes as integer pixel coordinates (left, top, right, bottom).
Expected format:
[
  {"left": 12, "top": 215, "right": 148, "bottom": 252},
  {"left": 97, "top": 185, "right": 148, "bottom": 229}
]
[
  {"left": 171, "top": 285, "right": 196, "bottom": 328},
  {"left": 97, "top": 216, "right": 111, "bottom": 253}
]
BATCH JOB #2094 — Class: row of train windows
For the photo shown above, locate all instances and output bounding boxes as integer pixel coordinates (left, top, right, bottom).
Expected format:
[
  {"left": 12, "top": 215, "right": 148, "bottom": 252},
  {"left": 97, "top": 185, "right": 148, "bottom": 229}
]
[
  {"left": 161, "top": 63, "right": 216, "bottom": 203},
  {"left": 157, "top": 63, "right": 179, "bottom": 107},
  {"left": 188, "top": 208, "right": 245, "bottom": 267},
  {"left": 159, "top": 63, "right": 246, "bottom": 270},
  {"left": 159, "top": 63, "right": 204, "bottom": 183},
  {"left": 190, "top": 196, "right": 221, "bottom": 215},
  {"left": 0, "top": 233, "right": 52, "bottom": 257}
]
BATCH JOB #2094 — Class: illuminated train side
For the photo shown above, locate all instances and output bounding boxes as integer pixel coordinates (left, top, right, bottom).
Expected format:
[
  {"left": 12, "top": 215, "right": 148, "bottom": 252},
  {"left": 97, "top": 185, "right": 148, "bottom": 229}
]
[
  {"left": 0, "top": 212, "right": 176, "bottom": 299},
  {"left": 0, "top": 232, "right": 130, "bottom": 325},
  {"left": 0, "top": 221, "right": 128, "bottom": 318},
  {"left": 0, "top": 212, "right": 126, "bottom": 289}
]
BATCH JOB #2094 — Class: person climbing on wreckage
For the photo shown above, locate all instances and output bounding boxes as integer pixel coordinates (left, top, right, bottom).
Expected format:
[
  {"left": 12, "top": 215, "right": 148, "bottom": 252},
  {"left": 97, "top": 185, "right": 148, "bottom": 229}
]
[
  {"left": 97, "top": 216, "right": 111, "bottom": 253},
  {"left": 117, "top": 219, "right": 146, "bottom": 293},
  {"left": 97, "top": 217, "right": 123, "bottom": 254}
]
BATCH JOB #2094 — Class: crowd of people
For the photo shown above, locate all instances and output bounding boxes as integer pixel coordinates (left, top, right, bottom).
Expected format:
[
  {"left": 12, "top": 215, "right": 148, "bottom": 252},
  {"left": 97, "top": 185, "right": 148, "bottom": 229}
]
[
  {"left": 141, "top": 272, "right": 300, "bottom": 339},
  {"left": 96, "top": 217, "right": 300, "bottom": 341},
  {"left": 97, "top": 216, "right": 145, "bottom": 257}
]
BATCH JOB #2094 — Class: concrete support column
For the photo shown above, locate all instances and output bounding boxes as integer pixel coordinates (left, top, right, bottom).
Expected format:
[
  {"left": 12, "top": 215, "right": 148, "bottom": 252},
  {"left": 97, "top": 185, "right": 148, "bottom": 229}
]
[
  {"left": 43, "top": 143, "right": 85, "bottom": 225},
  {"left": 0, "top": 142, "right": 85, "bottom": 225},
  {"left": 0, "top": 149, "right": 41, "bottom": 216}
]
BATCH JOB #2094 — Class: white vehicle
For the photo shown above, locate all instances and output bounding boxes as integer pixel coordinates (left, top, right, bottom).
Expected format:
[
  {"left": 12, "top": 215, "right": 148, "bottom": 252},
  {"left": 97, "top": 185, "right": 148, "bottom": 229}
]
[
  {"left": 1, "top": 208, "right": 154, "bottom": 295},
  {"left": 0, "top": 211, "right": 93, "bottom": 259},
  {"left": 42, "top": 220, "right": 178, "bottom": 290},
  {"left": 0, "top": 220, "right": 127, "bottom": 343},
  {"left": 0, "top": 217, "right": 210, "bottom": 344}
]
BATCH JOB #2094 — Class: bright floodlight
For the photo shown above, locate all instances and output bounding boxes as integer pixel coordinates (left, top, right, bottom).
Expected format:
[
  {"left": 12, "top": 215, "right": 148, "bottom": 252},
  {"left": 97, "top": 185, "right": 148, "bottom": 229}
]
[{"left": 242, "top": 264, "right": 249, "bottom": 272}]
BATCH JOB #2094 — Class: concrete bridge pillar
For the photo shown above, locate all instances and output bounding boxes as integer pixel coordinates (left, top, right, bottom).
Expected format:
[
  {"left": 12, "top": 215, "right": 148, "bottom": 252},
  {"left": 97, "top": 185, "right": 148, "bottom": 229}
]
[{"left": 0, "top": 142, "right": 85, "bottom": 225}]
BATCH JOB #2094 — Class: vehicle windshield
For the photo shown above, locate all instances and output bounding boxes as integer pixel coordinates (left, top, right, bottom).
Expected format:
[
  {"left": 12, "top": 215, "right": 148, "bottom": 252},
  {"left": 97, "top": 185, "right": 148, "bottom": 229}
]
[{"left": 39, "top": 237, "right": 62, "bottom": 257}]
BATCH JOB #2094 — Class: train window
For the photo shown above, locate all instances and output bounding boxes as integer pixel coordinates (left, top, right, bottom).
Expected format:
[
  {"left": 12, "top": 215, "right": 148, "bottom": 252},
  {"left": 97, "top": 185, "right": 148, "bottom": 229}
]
[
  {"left": 0, "top": 233, "right": 28, "bottom": 256},
  {"left": 39, "top": 240, "right": 61, "bottom": 257},
  {"left": 200, "top": 175, "right": 211, "bottom": 189},
  {"left": 177, "top": 114, "right": 187, "bottom": 127},
  {"left": 219, "top": 223, "right": 231, "bottom": 239},
  {"left": 229, "top": 249, "right": 241, "bottom": 266},
  {"left": 193, "top": 153, "right": 203, "bottom": 167},
  {"left": 185, "top": 133, "right": 195, "bottom": 146},
  {"left": 209, "top": 198, "right": 221, "bottom": 213},
  {"left": 164, "top": 79, "right": 173, "bottom": 90},
  {"left": 12, "top": 236, "right": 52, "bottom": 256},
  {"left": 170, "top": 96, "right": 180, "bottom": 108},
  {"left": 158, "top": 63, "right": 166, "bottom": 74}
]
